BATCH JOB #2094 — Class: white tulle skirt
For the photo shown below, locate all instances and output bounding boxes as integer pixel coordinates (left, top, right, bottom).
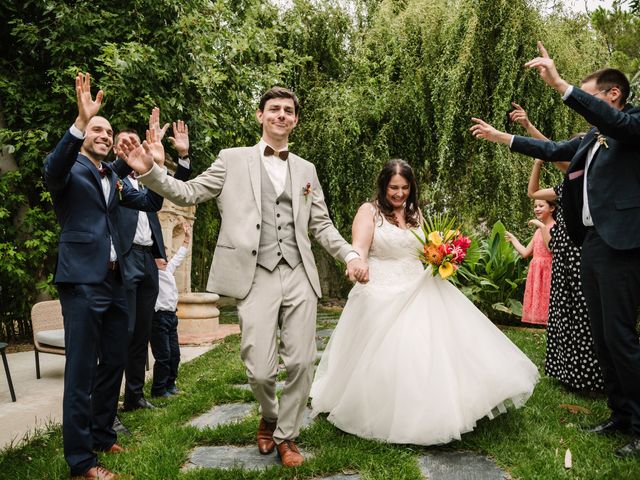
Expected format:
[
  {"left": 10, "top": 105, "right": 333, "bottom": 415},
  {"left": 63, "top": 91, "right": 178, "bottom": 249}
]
[{"left": 310, "top": 270, "right": 539, "bottom": 445}]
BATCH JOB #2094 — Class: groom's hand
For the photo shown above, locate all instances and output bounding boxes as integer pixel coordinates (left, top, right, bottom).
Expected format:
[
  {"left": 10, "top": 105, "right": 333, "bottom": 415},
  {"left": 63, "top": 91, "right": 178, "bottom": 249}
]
[
  {"left": 346, "top": 258, "right": 369, "bottom": 284},
  {"left": 469, "top": 118, "right": 512, "bottom": 145},
  {"left": 524, "top": 41, "right": 569, "bottom": 94}
]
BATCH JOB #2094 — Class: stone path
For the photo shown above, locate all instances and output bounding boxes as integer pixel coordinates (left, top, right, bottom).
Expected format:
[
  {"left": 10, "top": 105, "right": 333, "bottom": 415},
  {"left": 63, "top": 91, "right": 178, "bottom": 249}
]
[{"left": 183, "top": 310, "right": 511, "bottom": 479}]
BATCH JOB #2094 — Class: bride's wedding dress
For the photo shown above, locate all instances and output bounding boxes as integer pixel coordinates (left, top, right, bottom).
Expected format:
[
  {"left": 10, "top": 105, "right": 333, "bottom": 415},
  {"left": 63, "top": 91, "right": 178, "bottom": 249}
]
[{"left": 311, "top": 211, "right": 539, "bottom": 445}]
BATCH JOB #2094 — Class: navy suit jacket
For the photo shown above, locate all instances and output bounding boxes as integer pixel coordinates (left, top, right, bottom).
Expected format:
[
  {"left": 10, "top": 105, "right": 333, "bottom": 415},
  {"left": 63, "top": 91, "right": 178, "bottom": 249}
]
[
  {"left": 44, "top": 131, "right": 163, "bottom": 284},
  {"left": 109, "top": 158, "right": 192, "bottom": 260},
  {"left": 511, "top": 87, "right": 640, "bottom": 250}
]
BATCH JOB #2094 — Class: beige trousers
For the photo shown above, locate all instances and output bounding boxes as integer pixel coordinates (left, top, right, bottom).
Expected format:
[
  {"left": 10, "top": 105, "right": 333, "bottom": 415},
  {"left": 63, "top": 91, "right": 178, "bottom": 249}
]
[{"left": 236, "top": 262, "right": 318, "bottom": 443}]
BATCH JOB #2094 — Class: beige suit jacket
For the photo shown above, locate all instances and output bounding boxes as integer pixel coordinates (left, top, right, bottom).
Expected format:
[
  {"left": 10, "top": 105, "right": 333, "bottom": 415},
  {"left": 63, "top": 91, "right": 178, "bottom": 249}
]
[{"left": 138, "top": 145, "right": 353, "bottom": 299}]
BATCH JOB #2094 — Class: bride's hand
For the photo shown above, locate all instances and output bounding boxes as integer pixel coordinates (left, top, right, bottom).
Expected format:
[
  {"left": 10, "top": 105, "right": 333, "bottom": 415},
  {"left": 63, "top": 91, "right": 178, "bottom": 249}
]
[{"left": 346, "top": 258, "right": 369, "bottom": 284}]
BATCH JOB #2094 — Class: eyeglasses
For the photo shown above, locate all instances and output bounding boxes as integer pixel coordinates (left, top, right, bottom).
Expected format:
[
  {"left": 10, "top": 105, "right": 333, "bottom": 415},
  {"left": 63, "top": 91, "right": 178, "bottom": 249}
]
[{"left": 592, "top": 88, "right": 612, "bottom": 97}]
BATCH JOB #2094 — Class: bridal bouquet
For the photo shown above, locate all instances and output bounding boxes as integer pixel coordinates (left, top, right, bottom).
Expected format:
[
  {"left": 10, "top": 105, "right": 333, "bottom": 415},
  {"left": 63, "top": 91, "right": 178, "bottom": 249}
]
[{"left": 413, "top": 213, "right": 472, "bottom": 280}]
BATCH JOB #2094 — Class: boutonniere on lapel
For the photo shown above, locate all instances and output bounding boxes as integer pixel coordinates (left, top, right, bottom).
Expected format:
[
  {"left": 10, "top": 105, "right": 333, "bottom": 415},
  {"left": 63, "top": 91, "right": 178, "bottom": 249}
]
[
  {"left": 302, "top": 182, "right": 312, "bottom": 203},
  {"left": 595, "top": 131, "right": 609, "bottom": 149},
  {"left": 115, "top": 179, "right": 124, "bottom": 200}
]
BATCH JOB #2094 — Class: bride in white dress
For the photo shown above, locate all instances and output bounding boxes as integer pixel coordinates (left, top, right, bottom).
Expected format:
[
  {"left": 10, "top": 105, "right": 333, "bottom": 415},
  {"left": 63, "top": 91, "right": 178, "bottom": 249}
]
[{"left": 310, "top": 159, "right": 539, "bottom": 446}]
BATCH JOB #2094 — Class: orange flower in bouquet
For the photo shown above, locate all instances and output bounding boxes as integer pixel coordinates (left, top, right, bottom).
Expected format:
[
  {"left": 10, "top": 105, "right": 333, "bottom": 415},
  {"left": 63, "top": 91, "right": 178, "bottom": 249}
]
[{"left": 413, "top": 213, "right": 472, "bottom": 280}]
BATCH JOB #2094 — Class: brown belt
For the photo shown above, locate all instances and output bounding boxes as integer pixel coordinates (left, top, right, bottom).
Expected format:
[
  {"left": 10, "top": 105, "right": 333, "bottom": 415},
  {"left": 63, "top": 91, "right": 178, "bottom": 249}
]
[{"left": 107, "top": 260, "right": 119, "bottom": 271}]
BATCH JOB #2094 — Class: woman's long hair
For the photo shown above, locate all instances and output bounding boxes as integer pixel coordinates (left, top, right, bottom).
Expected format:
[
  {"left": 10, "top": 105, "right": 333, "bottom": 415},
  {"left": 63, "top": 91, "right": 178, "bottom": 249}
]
[{"left": 373, "top": 159, "right": 421, "bottom": 228}]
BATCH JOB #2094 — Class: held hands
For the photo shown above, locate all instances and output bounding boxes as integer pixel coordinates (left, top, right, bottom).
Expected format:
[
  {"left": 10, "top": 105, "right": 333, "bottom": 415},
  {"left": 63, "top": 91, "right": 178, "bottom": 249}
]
[
  {"left": 524, "top": 41, "right": 569, "bottom": 93},
  {"left": 169, "top": 120, "right": 189, "bottom": 158},
  {"left": 74, "top": 73, "right": 103, "bottom": 132},
  {"left": 346, "top": 257, "right": 369, "bottom": 284}
]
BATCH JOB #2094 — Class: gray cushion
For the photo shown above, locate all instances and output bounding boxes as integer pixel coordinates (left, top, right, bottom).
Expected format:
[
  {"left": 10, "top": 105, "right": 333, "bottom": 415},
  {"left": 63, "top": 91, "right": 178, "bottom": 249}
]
[{"left": 35, "top": 329, "right": 65, "bottom": 348}]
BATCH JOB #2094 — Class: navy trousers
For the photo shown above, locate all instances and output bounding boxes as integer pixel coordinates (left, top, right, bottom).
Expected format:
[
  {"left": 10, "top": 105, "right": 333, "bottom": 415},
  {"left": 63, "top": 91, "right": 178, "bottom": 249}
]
[
  {"left": 122, "top": 248, "right": 159, "bottom": 405},
  {"left": 58, "top": 271, "right": 128, "bottom": 476},
  {"left": 581, "top": 228, "right": 640, "bottom": 435},
  {"left": 150, "top": 310, "right": 181, "bottom": 395}
]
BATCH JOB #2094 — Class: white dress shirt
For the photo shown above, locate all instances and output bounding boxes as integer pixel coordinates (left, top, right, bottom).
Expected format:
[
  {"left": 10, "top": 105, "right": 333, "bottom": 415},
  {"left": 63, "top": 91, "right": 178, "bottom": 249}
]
[
  {"left": 128, "top": 176, "right": 154, "bottom": 246},
  {"left": 258, "top": 138, "right": 288, "bottom": 196},
  {"left": 69, "top": 125, "right": 117, "bottom": 261},
  {"left": 562, "top": 86, "right": 598, "bottom": 227},
  {"left": 155, "top": 246, "right": 188, "bottom": 312}
]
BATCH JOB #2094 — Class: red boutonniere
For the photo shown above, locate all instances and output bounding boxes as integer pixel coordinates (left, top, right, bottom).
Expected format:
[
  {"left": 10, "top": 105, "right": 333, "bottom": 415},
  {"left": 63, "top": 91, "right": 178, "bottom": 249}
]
[
  {"left": 302, "top": 182, "right": 312, "bottom": 203},
  {"left": 116, "top": 179, "right": 124, "bottom": 200}
]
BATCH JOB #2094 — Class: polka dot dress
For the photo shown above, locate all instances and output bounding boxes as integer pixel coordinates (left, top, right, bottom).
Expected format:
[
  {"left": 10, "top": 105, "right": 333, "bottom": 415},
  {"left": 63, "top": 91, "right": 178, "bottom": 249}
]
[{"left": 545, "top": 185, "right": 604, "bottom": 391}]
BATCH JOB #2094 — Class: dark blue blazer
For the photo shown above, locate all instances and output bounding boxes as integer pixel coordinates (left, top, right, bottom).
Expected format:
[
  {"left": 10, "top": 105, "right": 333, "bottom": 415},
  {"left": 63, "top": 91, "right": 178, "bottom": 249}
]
[
  {"left": 511, "top": 87, "right": 640, "bottom": 250},
  {"left": 44, "top": 131, "right": 163, "bottom": 284},
  {"left": 109, "top": 158, "right": 192, "bottom": 260}
]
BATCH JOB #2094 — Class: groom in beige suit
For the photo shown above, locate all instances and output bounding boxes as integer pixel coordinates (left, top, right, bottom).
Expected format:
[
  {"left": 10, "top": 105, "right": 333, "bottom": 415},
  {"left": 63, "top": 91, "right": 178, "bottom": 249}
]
[{"left": 120, "top": 87, "right": 368, "bottom": 467}]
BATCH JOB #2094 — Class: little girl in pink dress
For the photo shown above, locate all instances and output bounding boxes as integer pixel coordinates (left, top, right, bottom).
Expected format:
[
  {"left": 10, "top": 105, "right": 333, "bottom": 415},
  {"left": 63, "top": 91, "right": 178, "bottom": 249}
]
[{"left": 506, "top": 199, "right": 556, "bottom": 326}]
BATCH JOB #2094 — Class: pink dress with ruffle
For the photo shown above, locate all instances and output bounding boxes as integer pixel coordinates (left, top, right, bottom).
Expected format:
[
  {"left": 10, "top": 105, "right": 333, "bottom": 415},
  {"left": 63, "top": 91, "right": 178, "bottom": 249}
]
[{"left": 521, "top": 228, "right": 553, "bottom": 326}]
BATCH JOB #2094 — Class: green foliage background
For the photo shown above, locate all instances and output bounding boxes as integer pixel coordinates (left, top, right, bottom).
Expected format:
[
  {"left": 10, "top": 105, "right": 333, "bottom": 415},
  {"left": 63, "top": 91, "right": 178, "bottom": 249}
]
[{"left": 0, "top": 0, "right": 631, "bottom": 340}]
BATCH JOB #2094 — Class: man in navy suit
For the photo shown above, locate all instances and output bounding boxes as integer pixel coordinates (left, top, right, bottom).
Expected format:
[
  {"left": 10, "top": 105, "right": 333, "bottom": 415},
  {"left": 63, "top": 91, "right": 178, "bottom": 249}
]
[
  {"left": 110, "top": 110, "right": 192, "bottom": 412},
  {"left": 44, "top": 73, "right": 163, "bottom": 479},
  {"left": 471, "top": 42, "right": 640, "bottom": 458}
]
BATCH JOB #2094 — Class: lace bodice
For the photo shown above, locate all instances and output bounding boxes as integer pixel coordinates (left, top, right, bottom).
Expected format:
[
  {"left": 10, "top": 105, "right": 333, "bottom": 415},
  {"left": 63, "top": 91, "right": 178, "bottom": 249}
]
[{"left": 365, "top": 211, "right": 425, "bottom": 287}]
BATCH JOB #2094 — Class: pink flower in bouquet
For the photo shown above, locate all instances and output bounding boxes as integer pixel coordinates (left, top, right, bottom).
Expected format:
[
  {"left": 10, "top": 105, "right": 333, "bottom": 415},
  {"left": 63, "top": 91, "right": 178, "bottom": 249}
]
[
  {"left": 454, "top": 235, "right": 471, "bottom": 250},
  {"left": 451, "top": 245, "right": 466, "bottom": 263}
]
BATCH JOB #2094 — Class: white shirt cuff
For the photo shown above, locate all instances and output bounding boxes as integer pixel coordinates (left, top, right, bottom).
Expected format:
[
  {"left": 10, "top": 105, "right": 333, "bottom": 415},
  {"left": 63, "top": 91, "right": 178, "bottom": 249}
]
[
  {"left": 345, "top": 251, "right": 360, "bottom": 264},
  {"left": 562, "top": 85, "right": 573, "bottom": 101},
  {"left": 69, "top": 124, "right": 85, "bottom": 139},
  {"left": 509, "top": 135, "right": 514, "bottom": 148},
  {"left": 178, "top": 158, "right": 190, "bottom": 169}
]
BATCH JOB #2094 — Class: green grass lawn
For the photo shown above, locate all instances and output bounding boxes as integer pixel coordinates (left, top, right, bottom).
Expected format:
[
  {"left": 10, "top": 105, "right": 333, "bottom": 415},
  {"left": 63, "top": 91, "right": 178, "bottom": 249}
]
[{"left": 1, "top": 322, "right": 639, "bottom": 479}]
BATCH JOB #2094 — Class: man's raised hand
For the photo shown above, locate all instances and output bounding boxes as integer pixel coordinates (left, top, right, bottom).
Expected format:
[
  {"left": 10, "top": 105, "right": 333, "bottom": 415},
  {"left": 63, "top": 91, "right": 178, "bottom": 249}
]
[
  {"left": 149, "top": 107, "right": 170, "bottom": 142},
  {"left": 74, "top": 73, "right": 103, "bottom": 132},
  {"left": 524, "top": 41, "right": 569, "bottom": 93},
  {"left": 145, "top": 127, "right": 166, "bottom": 168},
  {"left": 469, "top": 118, "right": 512, "bottom": 145},
  {"left": 168, "top": 120, "right": 189, "bottom": 158},
  {"left": 119, "top": 137, "right": 154, "bottom": 174}
]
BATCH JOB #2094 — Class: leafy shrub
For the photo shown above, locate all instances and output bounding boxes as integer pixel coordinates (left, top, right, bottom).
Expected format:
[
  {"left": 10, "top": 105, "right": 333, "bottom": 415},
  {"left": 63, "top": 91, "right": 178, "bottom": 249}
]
[{"left": 454, "top": 221, "right": 528, "bottom": 324}]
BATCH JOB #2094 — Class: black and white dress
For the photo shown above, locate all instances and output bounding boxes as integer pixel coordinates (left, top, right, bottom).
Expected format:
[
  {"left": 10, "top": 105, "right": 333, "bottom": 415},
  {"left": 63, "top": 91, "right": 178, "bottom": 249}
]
[{"left": 545, "top": 185, "right": 604, "bottom": 391}]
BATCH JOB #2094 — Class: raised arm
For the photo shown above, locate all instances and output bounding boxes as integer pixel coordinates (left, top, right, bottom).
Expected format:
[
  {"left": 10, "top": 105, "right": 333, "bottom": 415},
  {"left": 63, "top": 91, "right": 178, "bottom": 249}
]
[
  {"left": 527, "top": 160, "right": 558, "bottom": 201},
  {"left": 44, "top": 73, "right": 103, "bottom": 190}
]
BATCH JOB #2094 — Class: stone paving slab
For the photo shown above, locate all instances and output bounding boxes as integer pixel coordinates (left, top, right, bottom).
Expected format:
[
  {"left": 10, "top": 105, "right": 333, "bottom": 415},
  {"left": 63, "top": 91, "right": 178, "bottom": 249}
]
[
  {"left": 189, "top": 402, "right": 316, "bottom": 430},
  {"left": 316, "top": 328, "right": 334, "bottom": 338},
  {"left": 417, "top": 451, "right": 510, "bottom": 480},
  {"left": 189, "top": 403, "right": 254, "bottom": 429},
  {"left": 182, "top": 445, "right": 312, "bottom": 471}
]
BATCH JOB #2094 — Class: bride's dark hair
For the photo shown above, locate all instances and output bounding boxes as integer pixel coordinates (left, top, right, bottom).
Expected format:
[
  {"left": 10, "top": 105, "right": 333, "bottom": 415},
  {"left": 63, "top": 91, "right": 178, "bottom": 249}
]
[{"left": 373, "top": 158, "right": 421, "bottom": 228}]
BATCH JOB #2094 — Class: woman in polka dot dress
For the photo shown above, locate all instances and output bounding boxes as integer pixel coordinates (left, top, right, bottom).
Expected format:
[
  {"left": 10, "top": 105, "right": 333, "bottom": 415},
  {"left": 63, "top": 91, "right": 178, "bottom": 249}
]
[{"left": 528, "top": 159, "right": 604, "bottom": 392}]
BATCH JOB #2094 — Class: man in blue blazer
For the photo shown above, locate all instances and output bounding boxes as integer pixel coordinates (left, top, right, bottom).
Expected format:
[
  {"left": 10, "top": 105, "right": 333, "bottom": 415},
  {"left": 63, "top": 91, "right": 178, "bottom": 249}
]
[
  {"left": 471, "top": 43, "right": 640, "bottom": 458},
  {"left": 44, "top": 73, "right": 163, "bottom": 479},
  {"left": 110, "top": 112, "right": 192, "bottom": 411}
]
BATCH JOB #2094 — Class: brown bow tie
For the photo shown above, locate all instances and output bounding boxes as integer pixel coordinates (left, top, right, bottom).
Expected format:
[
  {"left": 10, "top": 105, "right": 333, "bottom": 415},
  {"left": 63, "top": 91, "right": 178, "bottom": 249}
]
[
  {"left": 264, "top": 145, "right": 289, "bottom": 161},
  {"left": 98, "top": 166, "right": 109, "bottom": 178}
]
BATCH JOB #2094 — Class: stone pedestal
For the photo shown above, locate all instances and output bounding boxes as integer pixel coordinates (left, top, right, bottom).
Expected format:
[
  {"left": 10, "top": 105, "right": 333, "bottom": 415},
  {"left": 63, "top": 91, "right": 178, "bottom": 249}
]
[{"left": 177, "top": 292, "right": 220, "bottom": 337}]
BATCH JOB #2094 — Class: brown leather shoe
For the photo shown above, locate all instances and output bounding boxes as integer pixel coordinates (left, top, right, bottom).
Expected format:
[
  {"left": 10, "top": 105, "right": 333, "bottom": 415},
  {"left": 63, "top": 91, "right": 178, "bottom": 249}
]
[
  {"left": 276, "top": 440, "right": 304, "bottom": 467},
  {"left": 257, "top": 418, "right": 277, "bottom": 454},
  {"left": 77, "top": 465, "right": 118, "bottom": 479},
  {"left": 105, "top": 443, "right": 125, "bottom": 454}
]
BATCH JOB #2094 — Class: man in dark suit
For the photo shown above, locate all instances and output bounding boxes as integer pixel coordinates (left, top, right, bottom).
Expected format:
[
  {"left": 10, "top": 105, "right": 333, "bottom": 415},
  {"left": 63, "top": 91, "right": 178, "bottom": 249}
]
[
  {"left": 470, "top": 42, "right": 640, "bottom": 458},
  {"left": 110, "top": 110, "right": 192, "bottom": 412},
  {"left": 44, "top": 73, "right": 163, "bottom": 479}
]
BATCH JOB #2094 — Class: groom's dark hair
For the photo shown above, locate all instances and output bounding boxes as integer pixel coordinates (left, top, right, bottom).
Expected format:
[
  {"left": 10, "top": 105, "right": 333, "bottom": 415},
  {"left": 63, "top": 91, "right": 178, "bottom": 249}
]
[
  {"left": 581, "top": 68, "right": 630, "bottom": 105},
  {"left": 258, "top": 87, "right": 300, "bottom": 115}
]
